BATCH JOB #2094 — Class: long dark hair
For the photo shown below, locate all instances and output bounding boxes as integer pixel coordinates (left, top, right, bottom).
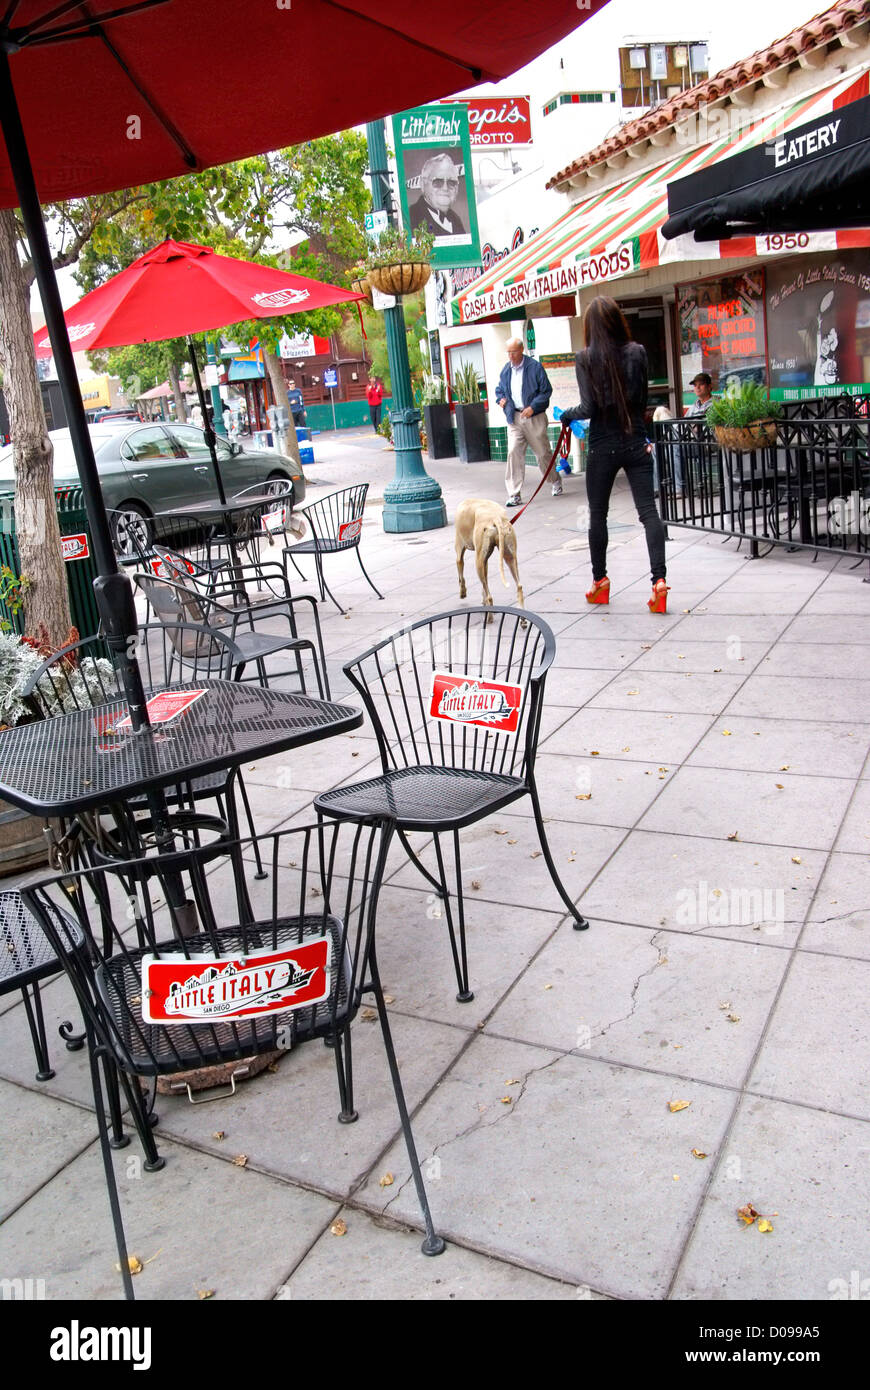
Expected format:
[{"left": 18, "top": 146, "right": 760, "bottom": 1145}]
[{"left": 583, "top": 296, "right": 633, "bottom": 434}]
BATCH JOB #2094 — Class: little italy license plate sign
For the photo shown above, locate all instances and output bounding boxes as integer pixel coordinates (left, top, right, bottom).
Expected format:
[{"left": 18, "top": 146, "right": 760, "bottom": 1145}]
[
  {"left": 141, "top": 939, "right": 330, "bottom": 1023},
  {"left": 429, "top": 671, "right": 523, "bottom": 734}
]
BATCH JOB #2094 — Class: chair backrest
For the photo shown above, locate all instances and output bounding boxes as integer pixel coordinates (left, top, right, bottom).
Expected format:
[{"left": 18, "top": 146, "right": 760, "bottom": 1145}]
[
  {"left": 21, "top": 635, "right": 119, "bottom": 719},
  {"left": 135, "top": 571, "right": 209, "bottom": 626},
  {"left": 21, "top": 819, "right": 392, "bottom": 1077},
  {"left": 133, "top": 575, "right": 237, "bottom": 669},
  {"left": 343, "top": 606, "right": 555, "bottom": 781},
  {"left": 144, "top": 513, "right": 229, "bottom": 583},
  {"left": 303, "top": 483, "right": 369, "bottom": 549},
  {"left": 134, "top": 621, "right": 240, "bottom": 685}
]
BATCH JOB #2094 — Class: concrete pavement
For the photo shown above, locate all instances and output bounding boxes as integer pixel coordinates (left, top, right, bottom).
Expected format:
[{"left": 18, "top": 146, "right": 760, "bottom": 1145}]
[{"left": 1, "top": 424, "right": 868, "bottom": 1305}]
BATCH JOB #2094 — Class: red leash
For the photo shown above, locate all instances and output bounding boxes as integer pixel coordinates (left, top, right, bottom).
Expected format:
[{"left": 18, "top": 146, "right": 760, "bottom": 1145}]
[{"left": 510, "top": 422, "right": 571, "bottom": 523}]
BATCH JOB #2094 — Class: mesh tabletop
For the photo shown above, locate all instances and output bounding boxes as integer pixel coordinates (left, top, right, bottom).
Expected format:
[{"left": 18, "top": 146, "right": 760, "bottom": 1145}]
[{"left": 0, "top": 682, "right": 361, "bottom": 817}]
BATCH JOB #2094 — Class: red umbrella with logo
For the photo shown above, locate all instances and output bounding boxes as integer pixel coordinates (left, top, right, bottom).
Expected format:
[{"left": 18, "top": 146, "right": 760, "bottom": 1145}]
[
  {"left": 0, "top": 1, "right": 607, "bottom": 726},
  {"left": 32, "top": 237, "right": 364, "bottom": 504}
]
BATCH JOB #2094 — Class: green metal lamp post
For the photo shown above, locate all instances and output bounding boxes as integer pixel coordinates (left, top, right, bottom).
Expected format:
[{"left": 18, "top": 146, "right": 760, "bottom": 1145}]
[
  {"left": 205, "top": 336, "right": 227, "bottom": 437},
  {"left": 366, "top": 118, "right": 446, "bottom": 533}
]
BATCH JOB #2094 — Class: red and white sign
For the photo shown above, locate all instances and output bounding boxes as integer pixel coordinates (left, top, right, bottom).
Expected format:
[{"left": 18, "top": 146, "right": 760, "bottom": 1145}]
[
  {"left": 338, "top": 515, "right": 363, "bottom": 543},
  {"left": 115, "top": 688, "right": 207, "bottom": 731},
  {"left": 452, "top": 96, "right": 532, "bottom": 147},
  {"left": 429, "top": 671, "right": 523, "bottom": 734},
  {"left": 141, "top": 938, "right": 330, "bottom": 1023},
  {"left": 261, "top": 505, "right": 287, "bottom": 533},
  {"left": 149, "top": 553, "right": 195, "bottom": 578},
  {"left": 62, "top": 533, "right": 89, "bottom": 562}
]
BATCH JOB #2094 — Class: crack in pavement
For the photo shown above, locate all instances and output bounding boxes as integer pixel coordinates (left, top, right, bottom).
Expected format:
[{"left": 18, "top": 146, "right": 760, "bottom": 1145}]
[{"left": 588, "top": 930, "right": 668, "bottom": 1044}]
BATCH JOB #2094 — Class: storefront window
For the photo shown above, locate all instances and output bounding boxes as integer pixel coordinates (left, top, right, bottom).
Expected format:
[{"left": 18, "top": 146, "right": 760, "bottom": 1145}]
[
  {"left": 677, "top": 270, "right": 767, "bottom": 403},
  {"left": 766, "top": 249, "right": 870, "bottom": 399}
]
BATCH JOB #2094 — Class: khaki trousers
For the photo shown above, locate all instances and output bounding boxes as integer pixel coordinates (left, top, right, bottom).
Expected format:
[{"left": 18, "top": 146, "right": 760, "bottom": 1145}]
[{"left": 505, "top": 412, "right": 551, "bottom": 497}]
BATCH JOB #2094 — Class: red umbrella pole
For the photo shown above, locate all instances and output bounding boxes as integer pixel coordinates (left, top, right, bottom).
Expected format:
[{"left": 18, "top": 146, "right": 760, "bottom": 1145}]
[
  {"left": 188, "top": 338, "right": 227, "bottom": 505},
  {"left": 0, "top": 50, "right": 149, "bottom": 730}
]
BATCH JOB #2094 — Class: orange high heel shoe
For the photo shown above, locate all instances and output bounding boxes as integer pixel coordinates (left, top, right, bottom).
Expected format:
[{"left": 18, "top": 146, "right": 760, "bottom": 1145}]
[
  {"left": 586, "top": 576, "right": 610, "bottom": 605},
  {"left": 648, "top": 579, "right": 670, "bottom": 614}
]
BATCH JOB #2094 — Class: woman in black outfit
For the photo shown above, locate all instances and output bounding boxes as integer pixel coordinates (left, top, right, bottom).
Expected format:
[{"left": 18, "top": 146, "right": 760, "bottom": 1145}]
[{"left": 562, "top": 296, "right": 669, "bottom": 613}]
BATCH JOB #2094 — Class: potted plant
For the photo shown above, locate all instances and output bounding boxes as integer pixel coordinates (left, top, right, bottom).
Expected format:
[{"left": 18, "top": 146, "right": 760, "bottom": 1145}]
[
  {"left": 361, "top": 225, "right": 434, "bottom": 297},
  {"left": 706, "top": 381, "right": 783, "bottom": 451},
  {"left": 0, "top": 619, "right": 113, "bottom": 873},
  {"left": 420, "top": 373, "right": 453, "bottom": 459},
  {"left": 349, "top": 272, "right": 373, "bottom": 305},
  {"left": 452, "top": 361, "right": 490, "bottom": 463}
]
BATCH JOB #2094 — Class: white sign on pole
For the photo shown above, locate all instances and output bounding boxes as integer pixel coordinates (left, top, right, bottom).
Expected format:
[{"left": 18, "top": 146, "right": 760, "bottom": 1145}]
[
  {"left": 203, "top": 364, "right": 219, "bottom": 387},
  {"left": 364, "top": 210, "right": 389, "bottom": 237},
  {"left": 371, "top": 285, "right": 396, "bottom": 311},
  {"left": 279, "top": 330, "right": 316, "bottom": 359}
]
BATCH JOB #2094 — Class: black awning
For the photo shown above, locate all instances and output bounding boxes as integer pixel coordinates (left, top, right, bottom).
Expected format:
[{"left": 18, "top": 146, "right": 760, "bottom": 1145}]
[{"left": 662, "top": 93, "right": 870, "bottom": 241}]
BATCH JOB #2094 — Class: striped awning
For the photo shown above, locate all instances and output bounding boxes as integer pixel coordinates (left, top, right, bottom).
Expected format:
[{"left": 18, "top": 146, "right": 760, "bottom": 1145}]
[{"left": 454, "top": 69, "right": 870, "bottom": 327}]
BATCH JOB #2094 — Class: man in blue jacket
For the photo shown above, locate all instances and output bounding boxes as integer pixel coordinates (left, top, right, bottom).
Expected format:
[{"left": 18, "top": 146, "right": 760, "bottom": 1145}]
[{"left": 496, "top": 338, "right": 555, "bottom": 505}]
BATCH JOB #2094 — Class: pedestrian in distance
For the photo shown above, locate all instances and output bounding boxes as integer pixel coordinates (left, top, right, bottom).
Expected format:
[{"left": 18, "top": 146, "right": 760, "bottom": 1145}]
[
  {"left": 496, "top": 338, "right": 554, "bottom": 507},
  {"left": 366, "top": 376, "right": 384, "bottom": 432},
  {"left": 561, "top": 295, "right": 669, "bottom": 614}
]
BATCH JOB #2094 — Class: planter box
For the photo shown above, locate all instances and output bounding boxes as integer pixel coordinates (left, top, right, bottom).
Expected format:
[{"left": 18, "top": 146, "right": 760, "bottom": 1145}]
[
  {"left": 0, "top": 798, "right": 49, "bottom": 876},
  {"left": 454, "top": 402, "right": 490, "bottom": 463},
  {"left": 424, "top": 403, "right": 454, "bottom": 459},
  {"left": 713, "top": 420, "right": 778, "bottom": 451}
]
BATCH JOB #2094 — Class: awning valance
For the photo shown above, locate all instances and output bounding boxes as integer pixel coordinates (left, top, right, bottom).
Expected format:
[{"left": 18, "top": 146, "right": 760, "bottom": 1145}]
[{"left": 454, "top": 69, "right": 870, "bottom": 327}]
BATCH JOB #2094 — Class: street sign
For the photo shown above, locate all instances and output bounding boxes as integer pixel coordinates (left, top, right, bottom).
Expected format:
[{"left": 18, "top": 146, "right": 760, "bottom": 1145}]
[
  {"left": 371, "top": 285, "right": 396, "bottom": 311},
  {"left": 364, "top": 209, "right": 388, "bottom": 236},
  {"left": 323, "top": 367, "right": 338, "bottom": 388}
]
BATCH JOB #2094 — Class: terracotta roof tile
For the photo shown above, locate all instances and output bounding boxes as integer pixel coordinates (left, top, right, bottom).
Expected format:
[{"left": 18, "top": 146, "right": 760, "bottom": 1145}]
[{"left": 547, "top": 0, "right": 870, "bottom": 187}]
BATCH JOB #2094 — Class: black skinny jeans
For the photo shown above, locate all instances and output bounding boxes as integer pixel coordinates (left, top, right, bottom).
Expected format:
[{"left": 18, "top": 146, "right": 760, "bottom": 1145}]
[{"left": 586, "top": 436, "right": 667, "bottom": 584}]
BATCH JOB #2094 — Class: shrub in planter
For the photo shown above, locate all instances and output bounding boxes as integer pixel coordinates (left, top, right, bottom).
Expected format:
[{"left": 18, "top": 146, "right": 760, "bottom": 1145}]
[
  {"left": 359, "top": 226, "right": 434, "bottom": 297},
  {"left": 452, "top": 362, "right": 490, "bottom": 463},
  {"left": 706, "top": 381, "right": 783, "bottom": 451},
  {"left": 421, "top": 373, "right": 453, "bottom": 459}
]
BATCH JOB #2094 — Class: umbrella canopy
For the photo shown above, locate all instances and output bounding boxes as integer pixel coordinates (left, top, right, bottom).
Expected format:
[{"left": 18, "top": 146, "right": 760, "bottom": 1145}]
[
  {"left": 33, "top": 240, "right": 364, "bottom": 356},
  {"left": 0, "top": 2, "right": 605, "bottom": 207}
]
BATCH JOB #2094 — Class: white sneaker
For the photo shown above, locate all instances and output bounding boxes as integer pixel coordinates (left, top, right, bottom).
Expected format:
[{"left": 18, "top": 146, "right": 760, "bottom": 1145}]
[{"left": 551, "top": 481, "right": 563, "bottom": 496}]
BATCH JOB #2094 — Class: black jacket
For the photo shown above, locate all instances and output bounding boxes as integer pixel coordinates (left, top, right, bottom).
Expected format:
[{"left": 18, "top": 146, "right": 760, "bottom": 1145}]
[{"left": 563, "top": 341, "right": 649, "bottom": 447}]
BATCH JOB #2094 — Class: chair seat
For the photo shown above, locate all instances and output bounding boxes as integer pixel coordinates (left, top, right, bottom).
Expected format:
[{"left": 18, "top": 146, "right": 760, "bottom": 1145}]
[
  {"left": 315, "top": 765, "right": 525, "bottom": 831},
  {"left": 1, "top": 891, "right": 81, "bottom": 991},
  {"left": 97, "top": 915, "right": 351, "bottom": 1076},
  {"left": 233, "top": 630, "right": 309, "bottom": 662},
  {"left": 286, "top": 538, "right": 348, "bottom": 555}
]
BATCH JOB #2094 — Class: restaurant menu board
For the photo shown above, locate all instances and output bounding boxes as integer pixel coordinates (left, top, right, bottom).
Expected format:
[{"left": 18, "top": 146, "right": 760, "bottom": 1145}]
[
  {"left": 539, "top": 353, "right": 579, "bottom": 415},
  {"left": 678, "top": 271, "right": 767, "bottom": 403},
  {"left": 765, "top": 249, "right": 870, "bottom": 400}
]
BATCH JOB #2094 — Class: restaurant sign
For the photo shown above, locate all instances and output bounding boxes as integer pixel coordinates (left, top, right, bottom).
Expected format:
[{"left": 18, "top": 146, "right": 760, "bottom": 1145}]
[
  {"left": 459, "top": 241, "right": 636, "bottom": 323},
  {"left": 429, "top": 672, "right": 523, "bottom": 734},
  {"left": 450, "top": 96, "right": 532, "bottom": 147},
  {"left": 61, "top": 533, "right": 89, "bottom": 562},
  {"left": 141, "top": 940, "right": 330, "bottom": 1023}
]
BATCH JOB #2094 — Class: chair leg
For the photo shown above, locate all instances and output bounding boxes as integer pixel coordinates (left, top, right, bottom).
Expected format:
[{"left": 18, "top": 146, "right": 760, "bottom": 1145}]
[
  {"left": 314, "top": 551, "right": 327, "bottom": 604},
  {"left": 367, "top": 938, "right": 444, "bottom": 1256},
  {"left": 287, "top": 552, "right": 307, "bottom": 585},
  {"left": 117, "top": 1070, "right": 164, "bottom": 1172},
  {"left": 333, "top": 1025, "right": 357, "bottom": 1124},
  {"left": 397, "top": 828, "right": 446, "bottom": 898},
  {"left": 233, "top": 773, "right": 266, "bottom": 879},
  {"left": 356, "top": 546, "right": 384, "bottom": 600},
  {"left": 432, "top": 832, "right": 473, "bottom": 1002},
  {"left": 103, "top": 1052, "right": 132, "bottom": 1150},
  {"left": 527, "top": 776, "right": 589, "bottom": 930},
  {"left": 316, "top": 552, "right": 345, "bottom": 615},
  {"left": 308, "top": 602, "right": 331, "bottom": 700},
  {"left": 20, "top": 981, "right": 55, "bottom": 1081},
  {"left": 88, "top": 1034, "right": 136, "bottom": 1300}
]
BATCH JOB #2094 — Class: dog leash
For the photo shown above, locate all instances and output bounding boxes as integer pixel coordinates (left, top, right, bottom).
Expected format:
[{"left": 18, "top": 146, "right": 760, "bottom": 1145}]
[{"left": 510, "top": 423, "right": 572, "bottom": 523}]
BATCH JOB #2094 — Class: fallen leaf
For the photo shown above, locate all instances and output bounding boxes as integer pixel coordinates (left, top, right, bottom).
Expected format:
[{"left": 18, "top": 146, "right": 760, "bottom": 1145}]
[
  {"left": 505, "top": 1078, "right": 521, "bottom": 1085},
  {"left": 627, "top": 689, "right": 640, "bottom": 695},
  {"left": 775, "top": 784, "right": 784, "bottom": 790},
  {"left": 590, "top": 750, "right": 600, "bottom": 756},
  {"left": 622, "top": 745, "right": 631, "bottom": 751},
  {"left": 713, "top": 667, "right": 722, "bottom": 672},
  {"left": 780, "top": 765, "right": 790, "bottom": 771},
  {"left": 641, "top": 644, "right": 652, "bottom": 650},
  {"left": 114, "top": 1255, "right": 144, "bottom": 1275},
  {"left": 722, "top": 729, "right": 732, "bottom": 736},
  {"left": 507, "top": 838, "right": 518, "bottom": 845},
  {"left": 791, "top": 856, "right": 802, "bottom": 864},
  {"left": 691, "top": 1149, "right": 708, "bottom": 1159},
  {"left": 668, "top": 1100, "right": 691, "bottom": 1113},
  {"left": 543, "top": 983, "right": 553, "bottom": 990},
  {"left": 575, "top": 793, "right": 592, "bottom": 801},
  {"left": 360, "top": 1007, "right": 377, "bottom": 1021},
  {"left": 500, "top": 1096, "right": 512, "bottom": 1105},
  {"left": 727, "top": 831, "right": 739, "bottom": 841},
  {"left": 470, "top": 879, "right": 481, "bottom": 889},
  {"left": 197, "top": 1289, "right": 215, "bottom": 1300},
  {"left": 673, "top": 1174, "right": 680, "bottom": 1181},
  {"left": 677, "top": 655, "right": 685, "bottom": 660},
  {"left": 726, "top": 1013, "right": 740, "bottom": 1023},
  {"left": 351, "top": 751, "right": 360, "bottom": 757},
  {"left": 330, "top": 1219, "right": 348, "bottom": 1236},
  {"left": 738, "top": 1203, "right": 760, "bottom": 1226},
  {"left": 530, "top": 851, "right": 542, "bottom": 859},
  {"left": 212, "top": 1131, "right": 226, "bottom": 1141},
  {"left": 383, "top": 995, "right": 395, "bottom": 1004},
  {"left": 379, "top": 1173, "right": 394, "bottom": 1188},
  {"left": 232, "top": 1154, "right": 248, "bottom": 1168},
  {"left": 757, "top": 1218, "right": 774, "bottom": 1234},
  {"left": 494, "top": 828, "right": 508, "bottom": 835}
]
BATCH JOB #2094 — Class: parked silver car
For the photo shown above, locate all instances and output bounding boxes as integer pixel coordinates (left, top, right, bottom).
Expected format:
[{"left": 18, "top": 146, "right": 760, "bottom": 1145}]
[{"left": 0, "top": 421, "right": 305, "bottom": 552}]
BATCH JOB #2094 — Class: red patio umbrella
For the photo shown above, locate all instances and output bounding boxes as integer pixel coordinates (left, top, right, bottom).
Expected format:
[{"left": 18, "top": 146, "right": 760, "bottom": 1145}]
[{"left": 0, "top": 0, "right": 607, "bottom": 726}]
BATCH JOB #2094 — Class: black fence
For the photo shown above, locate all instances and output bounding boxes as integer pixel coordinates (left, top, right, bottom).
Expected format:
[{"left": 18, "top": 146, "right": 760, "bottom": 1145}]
[
  {"left": 653, "top": 396, "right": 870, "bottom": 565},
  {"left": 0, "top": 487, "right": 102, "bottom": 639}
]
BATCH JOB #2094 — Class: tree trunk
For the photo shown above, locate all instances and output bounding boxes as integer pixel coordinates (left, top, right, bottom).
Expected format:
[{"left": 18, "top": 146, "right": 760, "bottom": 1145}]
[
  {"left": 167, "top": 358, "right": 188, "bottom": 423},
  {"left": 0, "top": 209, "right": 71, "bottom": 646},
  {"left": 264, "top": 348, "right": 301, "bottom": 467}
]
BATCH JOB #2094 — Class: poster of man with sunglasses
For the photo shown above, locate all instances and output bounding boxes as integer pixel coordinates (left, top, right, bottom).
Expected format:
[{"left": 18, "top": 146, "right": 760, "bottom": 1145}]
[
  {"left": 410, "top": 152, "right": 468, "bottom": 238},
  {"left": 392, "top": 105, "right": 481, "bottom": 269}
]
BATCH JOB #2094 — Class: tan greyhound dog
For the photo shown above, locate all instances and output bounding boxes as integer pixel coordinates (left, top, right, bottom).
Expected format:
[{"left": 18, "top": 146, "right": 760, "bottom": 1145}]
[{"left": 455, "top": 498, "right": 524, "bottom": 613}]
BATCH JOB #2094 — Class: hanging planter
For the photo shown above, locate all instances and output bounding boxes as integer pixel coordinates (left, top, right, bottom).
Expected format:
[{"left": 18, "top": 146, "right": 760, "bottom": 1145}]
[
  {"left": 712, "top": 420, "right": 779, "bottom": 452},
  {"left": 349, "top": 274, "right": 373, "bottom": 305},
  {"left": 706, "top": 382, "right": 783, "bottom": 453},
  {"left": 367, "top": 262, "right": 431, "bottom": 296},
  {"left": 358, "top": 225, "right": 434, "bottom": 301}
]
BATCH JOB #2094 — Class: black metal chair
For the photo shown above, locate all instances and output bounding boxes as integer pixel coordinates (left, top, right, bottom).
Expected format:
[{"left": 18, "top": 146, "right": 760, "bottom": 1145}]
[
  {"left": 21, "top": 628, "right": 267, "bottom": 877},
  {"left": 283, "top": 482, "right": 384, "bottom": 614},
  {"left": 22, "top": 819, "right": 444, "bottom": 1299},
  {"left": 314, "top": 607, "right": 589, "bottom": 1002},
  {"left": 0, "top": 890, "right": 84, "bottom": 1081},
  {"left": 134, "top": 571, "right": 330, "bottom": 698},
  {"left": 107, "top": 506, "right": 231, "bottom": 590}
]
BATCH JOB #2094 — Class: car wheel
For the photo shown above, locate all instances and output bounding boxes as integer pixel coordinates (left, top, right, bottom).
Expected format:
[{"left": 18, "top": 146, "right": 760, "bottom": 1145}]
[
  {"left": 265, "top": 472, "right": 294, "bottom": 503},
  {"left": 111, "top": 503, "right": 153, "bottom": 559}
]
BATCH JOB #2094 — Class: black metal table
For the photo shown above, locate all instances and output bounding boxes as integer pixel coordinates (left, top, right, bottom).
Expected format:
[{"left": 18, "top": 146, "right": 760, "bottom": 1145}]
[
  {"left": 0, "top": 682, "right": 361, "bottom": 819},
  {"left": 156, "top": 493, "right": 290, "bottom": 601}
]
